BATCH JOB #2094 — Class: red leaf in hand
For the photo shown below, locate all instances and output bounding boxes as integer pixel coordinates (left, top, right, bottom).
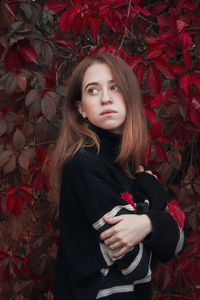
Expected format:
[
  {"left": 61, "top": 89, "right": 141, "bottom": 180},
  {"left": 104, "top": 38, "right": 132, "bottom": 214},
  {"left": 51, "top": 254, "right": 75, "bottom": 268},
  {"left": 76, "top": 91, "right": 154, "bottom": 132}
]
[
  {"left": 155, "top": 141, "right": 169, "bottom": 163},
  {"left": 43, "top": 1, "right": 68, "bottom": 12},
  {"left": 19, "top": 41, "right": 37, "bottom": 64},
  {"left": 167, "top": 199, "right": 185, "bottom": 229},
  {"left": 147, "top": 63, "right": 162, "bottom": 94},
  {"left": 121, "top": 192, "right": 137, "bottom": 211}
]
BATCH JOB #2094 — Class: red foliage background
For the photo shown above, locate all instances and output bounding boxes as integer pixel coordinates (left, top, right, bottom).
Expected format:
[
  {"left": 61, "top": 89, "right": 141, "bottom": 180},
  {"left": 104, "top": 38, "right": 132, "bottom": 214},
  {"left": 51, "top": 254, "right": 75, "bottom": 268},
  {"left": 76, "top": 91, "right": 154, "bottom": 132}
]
[{"left": 0, "top": 0, "right": 200, "bottom": 299}]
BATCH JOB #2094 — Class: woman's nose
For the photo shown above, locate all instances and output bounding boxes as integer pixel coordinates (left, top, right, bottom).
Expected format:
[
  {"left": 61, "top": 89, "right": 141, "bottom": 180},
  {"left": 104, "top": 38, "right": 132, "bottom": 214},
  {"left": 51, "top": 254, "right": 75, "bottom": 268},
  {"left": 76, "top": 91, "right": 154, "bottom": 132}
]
[{"left": 101, "top": 88, "right": 113, "bottom": 104}]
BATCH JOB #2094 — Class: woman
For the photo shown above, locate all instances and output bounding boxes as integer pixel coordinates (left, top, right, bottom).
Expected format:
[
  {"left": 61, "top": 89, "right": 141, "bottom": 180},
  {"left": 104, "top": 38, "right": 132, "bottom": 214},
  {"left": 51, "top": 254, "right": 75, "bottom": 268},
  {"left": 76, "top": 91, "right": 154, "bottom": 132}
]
[{"left": 52, "top": 52, "right": 184, "bottom": 300}]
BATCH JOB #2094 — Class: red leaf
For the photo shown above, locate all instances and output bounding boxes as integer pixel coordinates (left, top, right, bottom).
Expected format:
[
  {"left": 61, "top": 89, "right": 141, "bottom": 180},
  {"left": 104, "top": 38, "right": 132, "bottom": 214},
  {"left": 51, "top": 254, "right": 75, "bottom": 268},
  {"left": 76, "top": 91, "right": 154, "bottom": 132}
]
[
  {"left": 150, "top": 120, "right": 163, "bottom": 137},
  {"left": 31, "top": 169, "right": 43, "bottom": 189},
  {"left": 90, "top": 16, "right": 101, "bottom": 40},
  {"left": 155, "top": 141, "right": 169, "bottom": 163},
  {"left": 147, "top": 43, "right": 165, "bottom": 58},
  {"left": 0, "top": 251, "right": 9, "bottom": 260},
  {"left": 3, "top": 263, "right": 11, "bottom": 283},
  {"left": 20, "top": 190, "right": 32, "bottom": 207},
  {"left": 147, "top": 63, "right": 162, "bottom": 94},
  {"left": 151, "top": 93, "right": 163, "bottom": 107},
  {"left": 183, "top": 52, "right": 192, "bottom": 70},
  {"left": 4, "top": 44, "right": 24, "bottom": 73},
  {"left": 59, "top": 5, "right": 81, "bottom": 33},
  {"left": 152, "top": 57, "right": 174, "bottom": 79},
  {"left": 172, "top": 64, "right": 185, "bottom": 74},
  {"left": 179, "top": 32, "right": 193, "bottom": 51},
  {"left": 13, "top": 262, "right": 21, "bottom": 277},
  {"left": 121, "top": 192, "right": 137, "bottom": 212},
  {"left": 36, "top": 146, "right": 46, "bottom": 163},
  {"left": 134, "top": 63, "right": 145, "bottom": 85},
  {"left": 126, "top": 55, "right": 143, "bottom": 69},
  {"left": 179, "top": 74, "right": 190, "bottom": 95},
  {"left": 43, "top": 1, "right": 68, "bottom": 12},
  {"left": 167, "top": 200, "right": 185, "bottom": 229},
  {"left": 176, "top": 20, "right": 189, "bottom": 32},
  {"left": 145, "top": 107, "right": 156, "bottom": 123},
  {"left": 19, "top": 41, "right": 37, "bottom": 64},
  {"left": 7, "top": 185, "right": 16, "bottom": 195},
  {"left": 7, "top": 193, "right": 24, "bottom": 216},
  {"left": 190, "top": 74, "right": 200, "bottom": 91},
  {"left": 189, "top": 106, "right": 200, "bottom": 123}
]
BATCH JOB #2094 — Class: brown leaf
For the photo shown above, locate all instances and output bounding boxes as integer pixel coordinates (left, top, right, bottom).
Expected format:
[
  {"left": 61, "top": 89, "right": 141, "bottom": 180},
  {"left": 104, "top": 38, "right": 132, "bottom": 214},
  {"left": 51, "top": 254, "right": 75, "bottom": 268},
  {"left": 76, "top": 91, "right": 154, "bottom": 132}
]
[
  {"left": 16, "top": 73, "right": 27, "bottom": 92},
  {"left": 41, "top": 92, "right": 57, "bottom": 122},
  {"left": 21, "top": 148, "right": 35, "bottom": 161},
  {"left": 0, "top": 150, "right": 12, "bottom": 167},
  {"left": 25, "top": 89, "right": 41, "bottom": 107},
  {"left": 4, "top": 155, "right": 16, "bottom": 174},
  {"left": 29, "top": 98, "right": 41, "bottom": 117},
  {"left": 5, "top": 73, "right": 17, "bottom": 95},
  {"left": 0, "top": 117, "right": 7, "bottom": 136},
  {"left": 22, "top": 121, "right": 34, "bottom": 137},
  {"left": 13, "top": 129, "right": 25, "bottom": 150},
  {"left": 41, "top": 43, "right": 53, "bottom": 67},
  {"left": 5, "top": 111, "right": 17, "bottom": 122},
  {"left": 18, "top": 152, "right": 30, "bottom": 170}
]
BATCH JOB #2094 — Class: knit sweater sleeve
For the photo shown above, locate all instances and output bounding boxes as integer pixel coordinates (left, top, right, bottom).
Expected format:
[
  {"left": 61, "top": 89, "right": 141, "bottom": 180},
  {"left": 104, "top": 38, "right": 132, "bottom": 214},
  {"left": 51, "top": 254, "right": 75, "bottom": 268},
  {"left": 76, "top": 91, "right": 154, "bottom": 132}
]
[
  {"left": 134, "top": 172, "right": 184, "bottom": 262},
  {"left": 62, "top": 153, "right": 152, "bottom": 282}
]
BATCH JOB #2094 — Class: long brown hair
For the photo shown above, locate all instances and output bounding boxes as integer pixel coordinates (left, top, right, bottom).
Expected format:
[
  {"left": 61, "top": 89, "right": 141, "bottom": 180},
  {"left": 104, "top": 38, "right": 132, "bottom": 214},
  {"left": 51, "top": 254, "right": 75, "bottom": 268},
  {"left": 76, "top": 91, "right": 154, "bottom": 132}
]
[{"left": 51, "top": 52, "right": 148, "bottom": 197}]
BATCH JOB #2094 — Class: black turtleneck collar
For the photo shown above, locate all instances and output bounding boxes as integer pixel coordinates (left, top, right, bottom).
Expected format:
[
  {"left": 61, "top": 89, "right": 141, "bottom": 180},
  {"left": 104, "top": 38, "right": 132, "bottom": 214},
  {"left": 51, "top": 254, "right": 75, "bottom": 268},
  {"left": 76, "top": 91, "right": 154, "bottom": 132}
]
[{"left": 88, "top": 124, "right": 121, "bottom": 160}]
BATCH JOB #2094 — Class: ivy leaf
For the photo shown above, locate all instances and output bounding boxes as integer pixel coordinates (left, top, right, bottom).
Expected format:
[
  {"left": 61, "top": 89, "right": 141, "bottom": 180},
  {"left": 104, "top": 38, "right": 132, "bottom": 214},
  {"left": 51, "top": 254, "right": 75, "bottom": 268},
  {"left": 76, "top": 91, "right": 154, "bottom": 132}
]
[
  {"left": 147, "top": 63, "right": 162, "bottom": 94},
  {"left": 59, "top": 4, "right": 81, "bottom": 33},
  {"left": 16, "top": 73, "right": 27, "bottom": 92},
  {"left": 25, "top": 89, "right": 41, "bottom": 107},
  {"left": 134, "top": 63, "right": 145, "bottom": 85},
  {"left": 19, "top": 41, "right": 37, "bottom": 64},
  {"left": 4, "top": 155, "right": 16, "bottom": 174},
  {"left": 152, "top": 57, "right": 174, "bottom": 79},
  {"left": 4, "top": 44, "right": 24, "bottom": 73},
  {"left": 167, "top": 199, "right": 185, "bottom": 229},
  {"left": 0, "top": 118, "right": 7, "bottom": 136},
  {"left": 145, "top": 107, "right": 156, "bottom": 123},
  {"left": 155, "top": 141, "right": 169, "bottom": 163},
  {"left": 7, "top": 193, "right": 24, "bottom": 216},
  {"left": 13, "top": 129, "right": 25, "bottom": 150},
  {"left": 44, "top": 1, "right": 68, "bottom": 12},
  {"left": 18, "top": 152, "right": 30, "bottom": 170},
  {"left": 41, "top": 92, "right": 58, "bottom": 122},
  {"left": 90, "top": 16, "right": 101, "bottom": 40}
]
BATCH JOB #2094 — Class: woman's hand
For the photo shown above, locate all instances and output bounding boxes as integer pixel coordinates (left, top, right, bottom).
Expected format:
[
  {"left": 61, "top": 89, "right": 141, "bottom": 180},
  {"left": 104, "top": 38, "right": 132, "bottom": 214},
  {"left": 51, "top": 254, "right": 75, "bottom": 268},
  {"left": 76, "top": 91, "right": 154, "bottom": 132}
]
[{"left": 100, "top": 214, "right": 152, "bottom": 258}]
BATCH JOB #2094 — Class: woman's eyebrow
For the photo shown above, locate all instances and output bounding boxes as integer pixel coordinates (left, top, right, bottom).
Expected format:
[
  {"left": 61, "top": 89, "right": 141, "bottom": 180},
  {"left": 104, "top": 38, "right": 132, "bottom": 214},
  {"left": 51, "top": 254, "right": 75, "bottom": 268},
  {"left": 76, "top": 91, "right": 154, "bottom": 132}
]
[
  {"left": 85, "top": 82, "right": 99, "bottom": 91},
  {"left": 84, "top": 80, "right": 116, "bottom": 91}
]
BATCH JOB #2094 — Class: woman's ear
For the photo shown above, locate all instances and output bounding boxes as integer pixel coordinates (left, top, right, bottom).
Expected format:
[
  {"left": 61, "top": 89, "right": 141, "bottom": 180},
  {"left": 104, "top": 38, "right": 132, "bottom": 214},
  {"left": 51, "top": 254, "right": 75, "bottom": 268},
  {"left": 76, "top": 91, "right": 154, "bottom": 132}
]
[{"left": 75, "top": 101, "right": 87, "bottom": 118}]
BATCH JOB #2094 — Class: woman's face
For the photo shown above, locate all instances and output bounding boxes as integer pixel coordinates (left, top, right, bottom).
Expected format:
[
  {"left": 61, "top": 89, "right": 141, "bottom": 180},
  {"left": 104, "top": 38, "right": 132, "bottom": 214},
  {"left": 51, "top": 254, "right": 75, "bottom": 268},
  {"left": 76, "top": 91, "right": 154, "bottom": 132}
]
[{"left": 76, "top": 63, "right": 127, "bottom": 134}]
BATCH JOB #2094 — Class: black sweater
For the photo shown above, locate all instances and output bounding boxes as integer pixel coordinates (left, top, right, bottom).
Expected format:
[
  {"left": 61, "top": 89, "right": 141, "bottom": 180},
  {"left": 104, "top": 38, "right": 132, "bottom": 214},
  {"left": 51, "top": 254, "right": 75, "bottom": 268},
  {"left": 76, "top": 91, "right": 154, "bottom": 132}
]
[{"left": 54, "top": 126, "right": 183, "bottom": 300}]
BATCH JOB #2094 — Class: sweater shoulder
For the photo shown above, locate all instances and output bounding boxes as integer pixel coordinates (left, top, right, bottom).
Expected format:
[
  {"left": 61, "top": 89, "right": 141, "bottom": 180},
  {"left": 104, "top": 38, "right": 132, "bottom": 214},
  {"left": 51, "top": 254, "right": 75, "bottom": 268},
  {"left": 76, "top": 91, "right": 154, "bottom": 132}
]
[{"left": 62, "top": 147, "right": 110, "bottom": 184}]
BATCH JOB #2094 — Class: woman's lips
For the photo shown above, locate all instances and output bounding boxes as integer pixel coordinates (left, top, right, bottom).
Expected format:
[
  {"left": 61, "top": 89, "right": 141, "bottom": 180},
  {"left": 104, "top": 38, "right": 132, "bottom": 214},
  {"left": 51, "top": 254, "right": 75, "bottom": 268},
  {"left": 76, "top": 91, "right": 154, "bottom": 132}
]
[{"left": 100, "top": 109, "right": 117, "bottom": 115}]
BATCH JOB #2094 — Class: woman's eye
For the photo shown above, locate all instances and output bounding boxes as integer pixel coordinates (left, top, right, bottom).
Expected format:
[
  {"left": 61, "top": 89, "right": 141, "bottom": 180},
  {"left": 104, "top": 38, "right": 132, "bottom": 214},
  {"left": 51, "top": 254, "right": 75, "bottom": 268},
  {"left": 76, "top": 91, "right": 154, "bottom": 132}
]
[
  {"left": 88, "top": 88, "right": 98, "bottom": 94},
  {"left": 111, "top": 85, "right": 118, "bottom": 91}
]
